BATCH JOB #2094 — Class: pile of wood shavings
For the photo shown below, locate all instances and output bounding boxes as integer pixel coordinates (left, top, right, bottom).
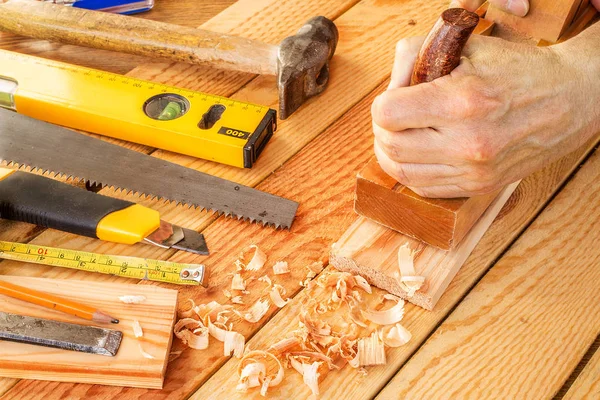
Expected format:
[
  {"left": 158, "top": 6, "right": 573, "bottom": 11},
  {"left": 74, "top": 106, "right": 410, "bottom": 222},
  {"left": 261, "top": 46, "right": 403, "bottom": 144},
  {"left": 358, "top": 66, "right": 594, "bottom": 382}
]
[
  {"left": 172, "top": 245, "right": 416, "bottom": 398},
  {"left": 233, "top": 270, "right": 413, "bottom": 398},
  {"left": 173, "top": 245, "right": 296, "bottom": 360}
]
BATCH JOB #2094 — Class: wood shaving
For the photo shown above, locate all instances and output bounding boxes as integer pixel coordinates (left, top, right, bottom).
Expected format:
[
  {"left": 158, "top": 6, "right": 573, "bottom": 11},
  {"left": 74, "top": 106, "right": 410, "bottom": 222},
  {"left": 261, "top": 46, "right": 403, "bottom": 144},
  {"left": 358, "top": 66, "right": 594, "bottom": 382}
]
[
  {"left": 231, "top": 296, "right": 244, "bottom": 305},
  {"left": 397, "top": 244, "right": 425, "bottom": 297},
  {"left": 258, "top": 275, "right": 273, "bottom": 288},
  {"left": 354, "top": 331, "right": 386, "bottom": 367},
  {"left": 243, "top": 245, "right": 267, "bottom": 271},
  {"left": 305, "top": 261, "right": 324, "bottom": 279},
  {"left": 223, "top": 289, "right": 232, "bottom": 299},
  {"left": 380, "top": 323, "right": 412, "bottom": 347},
  {"left": 119, "top": 295, "right": 146, "bottom": 304},
  {"left": 269, "top": 284, "right": 289, "bottom": 308},
  {"left": 208, "top": 319, "right": 245, "bottom": 357},
  {"left": 132, "top": 320, "right": 143, "bottom": 338},
  {"left": 231, "top": 274, "right": 246, "bottom": 291},
  {"left": 272, "top": 261, "right": 290, "bottom": 275},
  {"left": 362, "top": 295, "right": 405, "bottom": 325},
  {"left": 268, "top": 337, "right": 301, "bottom": 355},
  {"left": 238, "top": 298, "right": 270, "bottom": 323},
  {"left": 289, "top": 357, "right": 321, "bottom": 397},
  {"left": 138, "top": 343, "right": 155, "bottom": 359},
  {"left": 174, "top": 318, "right": 209, "bottom": 350},
  {"left": 237, "top": 350, "right": 285, "bottom": 396},
  {"left": 353, "top": 275, "right": 372, "bottom": 294}
]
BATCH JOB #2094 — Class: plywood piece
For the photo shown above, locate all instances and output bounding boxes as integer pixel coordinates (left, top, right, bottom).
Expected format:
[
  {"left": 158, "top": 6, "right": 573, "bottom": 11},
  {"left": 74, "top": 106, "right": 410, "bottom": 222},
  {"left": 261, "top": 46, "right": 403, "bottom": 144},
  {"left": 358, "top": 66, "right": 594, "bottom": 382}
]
[
  {"left": 0, "top": 276, "right": 177, "bottom": 389},
  {"left": 355, "top": 158, "right": 501, "bottom": 249},
  {"left": 377, "top": 146, "right": 600, "bottom": 399},
  {"left": 486, "top": 0, "right": 582, "bottom": 42},
  {"left": 564, "top": 347, "right": 600, "bottom": 399},
  {"left": 337, "top": 182, "right": 518, "bottom": 309}
]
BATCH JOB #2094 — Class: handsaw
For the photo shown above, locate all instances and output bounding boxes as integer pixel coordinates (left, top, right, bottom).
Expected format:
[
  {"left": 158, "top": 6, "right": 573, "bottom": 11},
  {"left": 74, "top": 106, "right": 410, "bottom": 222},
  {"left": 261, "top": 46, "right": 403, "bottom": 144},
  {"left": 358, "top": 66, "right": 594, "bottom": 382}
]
[{"left": 0, "top": 109, "right": 298, "bottom": 228}]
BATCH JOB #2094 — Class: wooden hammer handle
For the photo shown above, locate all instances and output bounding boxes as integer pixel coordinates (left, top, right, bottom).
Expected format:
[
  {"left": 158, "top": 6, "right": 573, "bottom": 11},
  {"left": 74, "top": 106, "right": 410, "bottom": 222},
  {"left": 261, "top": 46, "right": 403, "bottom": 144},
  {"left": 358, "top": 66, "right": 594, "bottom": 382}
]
[
  {"left": 411, "top": 8, "right": 479, "bottom": 85},
  {"left": 0, "top": 0, "right": 278, "bottom": 75}
]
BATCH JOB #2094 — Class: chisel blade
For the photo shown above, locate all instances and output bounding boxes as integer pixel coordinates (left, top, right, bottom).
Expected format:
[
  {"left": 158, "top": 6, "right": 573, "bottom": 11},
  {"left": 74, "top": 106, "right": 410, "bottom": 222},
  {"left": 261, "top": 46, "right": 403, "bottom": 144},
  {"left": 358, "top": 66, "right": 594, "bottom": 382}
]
[
  {"left": 0, "top": 312, "right": 123, "bottom": 356},
  {"left": 0, "top": 110, "right": 298, "bottom": 229}
]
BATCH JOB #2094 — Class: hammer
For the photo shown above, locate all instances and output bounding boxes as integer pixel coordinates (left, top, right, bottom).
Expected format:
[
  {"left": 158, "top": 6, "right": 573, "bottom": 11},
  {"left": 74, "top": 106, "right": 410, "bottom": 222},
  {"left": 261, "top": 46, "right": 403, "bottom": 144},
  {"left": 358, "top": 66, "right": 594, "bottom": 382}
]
[{"left": 0, "top": 0, "right": 339, "bottom": 119}]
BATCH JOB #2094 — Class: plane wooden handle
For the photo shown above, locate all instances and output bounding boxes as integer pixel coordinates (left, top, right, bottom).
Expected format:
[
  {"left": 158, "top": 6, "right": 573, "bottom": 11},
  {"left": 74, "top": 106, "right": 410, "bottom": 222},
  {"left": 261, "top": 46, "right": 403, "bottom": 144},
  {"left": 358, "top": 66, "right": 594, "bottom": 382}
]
[
  {"left": 411, "top": 8, "right": 479, "bottom": 85},
  {"left": 0, "top": 0, "right": 278, "bottom": 75}
]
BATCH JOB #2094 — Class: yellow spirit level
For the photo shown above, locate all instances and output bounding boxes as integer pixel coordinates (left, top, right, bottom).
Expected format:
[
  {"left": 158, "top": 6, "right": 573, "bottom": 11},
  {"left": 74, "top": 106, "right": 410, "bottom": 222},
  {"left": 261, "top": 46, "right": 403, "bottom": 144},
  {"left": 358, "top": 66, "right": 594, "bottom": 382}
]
[{"left": 0, "top": 49, "right": 276, "bottom": 168}]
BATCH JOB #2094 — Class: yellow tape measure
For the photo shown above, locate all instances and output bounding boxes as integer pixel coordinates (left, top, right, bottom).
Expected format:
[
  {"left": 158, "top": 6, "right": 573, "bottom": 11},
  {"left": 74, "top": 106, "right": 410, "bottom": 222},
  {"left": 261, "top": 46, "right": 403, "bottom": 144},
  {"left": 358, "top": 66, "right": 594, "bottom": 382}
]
[
  {"left": 0, "top": 49, "right": 276, "bottom": 168},
  {"left": 0, "top": 240, "right": 206, "bottom": 286}
]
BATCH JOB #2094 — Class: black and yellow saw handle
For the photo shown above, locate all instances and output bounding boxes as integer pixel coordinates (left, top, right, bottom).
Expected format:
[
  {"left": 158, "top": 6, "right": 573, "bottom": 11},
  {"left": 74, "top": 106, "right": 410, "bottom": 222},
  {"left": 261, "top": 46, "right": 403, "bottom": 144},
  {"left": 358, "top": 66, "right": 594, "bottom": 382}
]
[{"left": 0, "top": 169, "right": 160, "bottom": 244}]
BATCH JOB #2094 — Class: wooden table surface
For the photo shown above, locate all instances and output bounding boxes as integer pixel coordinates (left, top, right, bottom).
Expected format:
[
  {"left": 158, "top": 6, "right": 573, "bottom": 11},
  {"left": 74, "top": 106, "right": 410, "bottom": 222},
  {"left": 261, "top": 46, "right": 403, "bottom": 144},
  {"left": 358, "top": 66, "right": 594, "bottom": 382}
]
[{"left": 1, "top": 0, "right": 599, "bottom": 399}]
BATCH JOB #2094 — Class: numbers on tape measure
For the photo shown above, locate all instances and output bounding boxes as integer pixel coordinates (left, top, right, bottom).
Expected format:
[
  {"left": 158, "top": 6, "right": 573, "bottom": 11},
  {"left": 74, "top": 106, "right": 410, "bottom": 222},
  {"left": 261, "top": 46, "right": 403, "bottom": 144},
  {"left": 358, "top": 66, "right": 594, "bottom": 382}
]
[{"left": 0, "top": 241, "right": 203, "bottom": 285}]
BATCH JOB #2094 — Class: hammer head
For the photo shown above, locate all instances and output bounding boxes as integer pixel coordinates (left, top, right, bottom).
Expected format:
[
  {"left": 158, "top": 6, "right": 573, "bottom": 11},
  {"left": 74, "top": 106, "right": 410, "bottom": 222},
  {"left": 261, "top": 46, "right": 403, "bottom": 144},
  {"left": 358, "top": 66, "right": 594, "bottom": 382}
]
[{"left": 277, "top": 16, "right": 339, "bottom": 119}]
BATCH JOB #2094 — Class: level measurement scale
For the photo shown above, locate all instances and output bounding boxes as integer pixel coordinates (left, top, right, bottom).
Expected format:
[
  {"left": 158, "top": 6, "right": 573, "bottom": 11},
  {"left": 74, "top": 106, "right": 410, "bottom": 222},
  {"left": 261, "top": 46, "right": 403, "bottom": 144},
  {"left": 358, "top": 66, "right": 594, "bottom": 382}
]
[
  {"left": 0, "top": 49, "right": 276, "bottom": 168},
  {"left": 0, "top": 240, "right": 206, "bottom": 286}
]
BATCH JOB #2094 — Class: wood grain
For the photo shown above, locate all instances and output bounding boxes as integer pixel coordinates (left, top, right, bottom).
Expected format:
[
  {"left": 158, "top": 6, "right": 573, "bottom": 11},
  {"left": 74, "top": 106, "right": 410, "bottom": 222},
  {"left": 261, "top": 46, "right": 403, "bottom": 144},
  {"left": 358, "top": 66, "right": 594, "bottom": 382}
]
[
  {"left": 334, "top": 182, "right": 518, "bottom": 310},
  {"left": 0, "top": 276, "right": 178, "bottom": 388},
  {"left": 564, "top": 346, "right": 600, "bottom": 399},
  {"left": 355, "top": 158, "right": 501, "bottom": 249},
  {"left": 377, "top": 147, "right": 600, "bottom": 400},
  {"left": 487, "top": 0, "right": 582, "bottom": 42}
]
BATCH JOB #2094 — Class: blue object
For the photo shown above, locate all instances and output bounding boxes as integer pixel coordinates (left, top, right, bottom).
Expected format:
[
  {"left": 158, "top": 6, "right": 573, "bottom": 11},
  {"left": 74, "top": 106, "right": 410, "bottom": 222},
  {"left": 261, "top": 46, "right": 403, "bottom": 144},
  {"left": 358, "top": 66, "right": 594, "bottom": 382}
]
[{"left": 69, "top": 0, "right": 154, "bottom": 14}]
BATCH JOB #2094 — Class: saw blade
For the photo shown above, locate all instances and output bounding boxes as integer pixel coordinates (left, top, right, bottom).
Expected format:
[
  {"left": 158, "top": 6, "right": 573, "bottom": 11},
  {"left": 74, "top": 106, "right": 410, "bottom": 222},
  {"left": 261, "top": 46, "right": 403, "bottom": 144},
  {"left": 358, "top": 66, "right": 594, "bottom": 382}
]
[{"left": 0, "top": 110, "right": 298, "bottom": 228}]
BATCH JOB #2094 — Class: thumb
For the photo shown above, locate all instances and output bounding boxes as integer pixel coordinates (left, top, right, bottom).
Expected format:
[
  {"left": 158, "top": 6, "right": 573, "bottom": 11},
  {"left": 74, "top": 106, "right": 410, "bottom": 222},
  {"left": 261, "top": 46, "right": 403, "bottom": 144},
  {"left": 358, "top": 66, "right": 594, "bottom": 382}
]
[{"left": 489, "top": 0, "right": 529, "bottom": 17}]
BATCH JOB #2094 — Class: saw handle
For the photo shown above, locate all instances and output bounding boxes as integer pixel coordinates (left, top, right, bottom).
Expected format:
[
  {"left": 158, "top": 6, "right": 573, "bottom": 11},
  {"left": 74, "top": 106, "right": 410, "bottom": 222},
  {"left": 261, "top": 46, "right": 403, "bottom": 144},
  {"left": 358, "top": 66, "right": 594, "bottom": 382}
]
[
  {"left": 0, "top": 0, "right": 278, "bottom": 75},
  {"left": 411, "top": 8, "right": 479, "bottom": 85},
  {"left": 0, "top": 170, "right": 160, "bottom": 244}
]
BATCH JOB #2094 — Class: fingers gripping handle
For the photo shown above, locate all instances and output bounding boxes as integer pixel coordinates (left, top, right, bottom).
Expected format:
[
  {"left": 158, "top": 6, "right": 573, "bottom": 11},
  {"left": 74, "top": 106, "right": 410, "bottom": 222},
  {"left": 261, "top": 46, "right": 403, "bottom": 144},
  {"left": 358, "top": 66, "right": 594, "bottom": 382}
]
[
  {"left": 0, "top": 171, "right": 134, "bottom": 239},
  {"left": 411, "top": 8, "right": 479, "bottom": 85}
]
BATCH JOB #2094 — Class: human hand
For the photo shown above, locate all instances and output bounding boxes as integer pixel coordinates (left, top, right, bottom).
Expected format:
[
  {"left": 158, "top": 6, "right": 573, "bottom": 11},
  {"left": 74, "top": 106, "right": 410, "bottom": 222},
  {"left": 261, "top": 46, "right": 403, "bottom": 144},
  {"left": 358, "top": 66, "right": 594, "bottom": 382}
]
[
  {"left": 370, "top": 35, "right": 600, "bottom": 198},
  {"left": 449, "top": 0, "right": 529, "bottom": 16}
]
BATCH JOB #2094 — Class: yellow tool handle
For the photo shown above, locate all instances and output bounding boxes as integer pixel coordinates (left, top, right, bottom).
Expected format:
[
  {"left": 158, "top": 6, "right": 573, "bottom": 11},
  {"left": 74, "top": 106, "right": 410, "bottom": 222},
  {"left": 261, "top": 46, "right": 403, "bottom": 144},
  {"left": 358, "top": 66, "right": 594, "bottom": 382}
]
[{"left": 0, "top": 168, "right": 159, "bottom": 244}]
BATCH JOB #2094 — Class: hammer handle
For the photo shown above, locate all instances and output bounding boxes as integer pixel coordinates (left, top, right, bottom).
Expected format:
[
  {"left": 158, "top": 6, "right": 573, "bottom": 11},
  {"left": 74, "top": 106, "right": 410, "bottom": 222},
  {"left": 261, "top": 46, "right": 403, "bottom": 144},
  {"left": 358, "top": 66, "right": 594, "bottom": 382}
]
[
  {"left": 411, "top": 8, "right": 479, "bottom": 85},
  {"left": 0, "top": 0, "right": 278, "bottom": 75}
]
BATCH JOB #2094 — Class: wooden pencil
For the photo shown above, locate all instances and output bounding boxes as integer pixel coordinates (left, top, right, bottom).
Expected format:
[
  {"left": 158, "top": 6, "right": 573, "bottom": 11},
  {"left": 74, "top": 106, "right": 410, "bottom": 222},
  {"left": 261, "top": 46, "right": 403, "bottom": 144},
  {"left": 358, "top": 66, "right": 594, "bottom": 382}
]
[{"left": 0, "top": 280, "right": 119, "bottom": 324}]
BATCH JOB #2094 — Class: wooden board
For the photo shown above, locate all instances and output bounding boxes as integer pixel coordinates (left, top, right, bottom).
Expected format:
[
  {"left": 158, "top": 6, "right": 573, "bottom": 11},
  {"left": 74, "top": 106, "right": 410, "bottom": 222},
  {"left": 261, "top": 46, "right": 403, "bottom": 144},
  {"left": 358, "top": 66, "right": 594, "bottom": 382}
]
[
  {"left": 0, "top": 276, "right": 178, "bottom": 389},
  {"left": 376, "top": 146, "right": 600, "bottom": 399},
  {"left": 354, "top": 157, "right": 502, "bottom": 249},
  {"left": 336, "top": 182, "right": 518, "bottom": 309},
  {"left": 487, "top": 0, "right": 581, "bottom": 42},
  {"left": 564, "top": 346, "right": 600, "bottom": 399}
]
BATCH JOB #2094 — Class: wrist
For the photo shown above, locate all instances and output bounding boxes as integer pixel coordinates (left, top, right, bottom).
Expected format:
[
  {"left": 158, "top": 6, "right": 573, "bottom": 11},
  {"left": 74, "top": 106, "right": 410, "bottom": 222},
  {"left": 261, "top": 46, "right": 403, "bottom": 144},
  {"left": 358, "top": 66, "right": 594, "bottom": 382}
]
[{"left": 553, "top": 29, "right": 600, "bottom": 143}]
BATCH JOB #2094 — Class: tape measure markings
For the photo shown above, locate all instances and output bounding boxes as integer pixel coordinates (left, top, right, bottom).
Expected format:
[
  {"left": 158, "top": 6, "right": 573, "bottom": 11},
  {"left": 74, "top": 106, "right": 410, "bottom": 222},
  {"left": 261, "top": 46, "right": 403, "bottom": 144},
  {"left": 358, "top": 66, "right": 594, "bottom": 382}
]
[{"left": 0, "top": 240, "right": 203, "bottom": 285}]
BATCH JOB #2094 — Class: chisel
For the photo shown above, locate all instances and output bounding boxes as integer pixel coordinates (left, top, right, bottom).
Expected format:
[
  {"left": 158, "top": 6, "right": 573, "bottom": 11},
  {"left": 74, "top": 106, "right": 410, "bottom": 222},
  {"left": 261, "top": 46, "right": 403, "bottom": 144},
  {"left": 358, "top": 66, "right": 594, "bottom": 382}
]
[
  {"left": 0, "top": 169, "right": 209, "bottom": 255},
  {"left": 0, "top": 311, "right": 122, "bottom": 356}
]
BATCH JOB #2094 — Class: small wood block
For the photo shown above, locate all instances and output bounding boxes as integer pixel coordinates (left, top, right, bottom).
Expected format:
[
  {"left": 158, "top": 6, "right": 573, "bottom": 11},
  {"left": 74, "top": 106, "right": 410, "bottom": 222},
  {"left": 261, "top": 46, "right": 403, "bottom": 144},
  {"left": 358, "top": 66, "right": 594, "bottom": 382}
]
[
  {"left": 354, "top": 158, "right": 501, "bottom": 250},
  {"left": 335, "top": 182, "right": 518, "bottom": 310},
  {"left": 0, "top": 277, "right": 178, "bottom": 389},
  {"left": 486, "top": 0, "right": 582, "bottom": 43}
]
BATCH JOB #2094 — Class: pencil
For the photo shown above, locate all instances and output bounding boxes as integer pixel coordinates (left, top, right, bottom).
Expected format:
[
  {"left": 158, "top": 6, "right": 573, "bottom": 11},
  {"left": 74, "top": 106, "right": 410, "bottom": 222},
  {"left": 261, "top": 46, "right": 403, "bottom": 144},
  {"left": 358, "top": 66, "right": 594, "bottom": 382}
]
[{"left": 0, "top": 280, "right": 119, "bottom": 324}]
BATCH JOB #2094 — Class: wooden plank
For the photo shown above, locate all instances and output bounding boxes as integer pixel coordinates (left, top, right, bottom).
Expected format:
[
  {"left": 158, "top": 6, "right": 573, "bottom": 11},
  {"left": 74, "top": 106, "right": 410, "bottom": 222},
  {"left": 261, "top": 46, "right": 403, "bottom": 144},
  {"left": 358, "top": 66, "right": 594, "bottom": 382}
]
[
  {"left": 354, "top": 157, "right": 502, "bottom": 250},
  {"left": 0, "top": 0, "right": 441, "bottom": 398},
  {"left": 486, "top": 0, "right": 581, "bottom": 42},
  {"left": 564, "top": 346, "right": 600, "bottom": 399},
  {"left": 0, "top": 276, "right": 178, "bottom": 389},
  {"left": 377, "top": 147, "right": 600, "bottom": 399},
  {"left": 334, "top": 182, "right": 518, "bottom": 310}
]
